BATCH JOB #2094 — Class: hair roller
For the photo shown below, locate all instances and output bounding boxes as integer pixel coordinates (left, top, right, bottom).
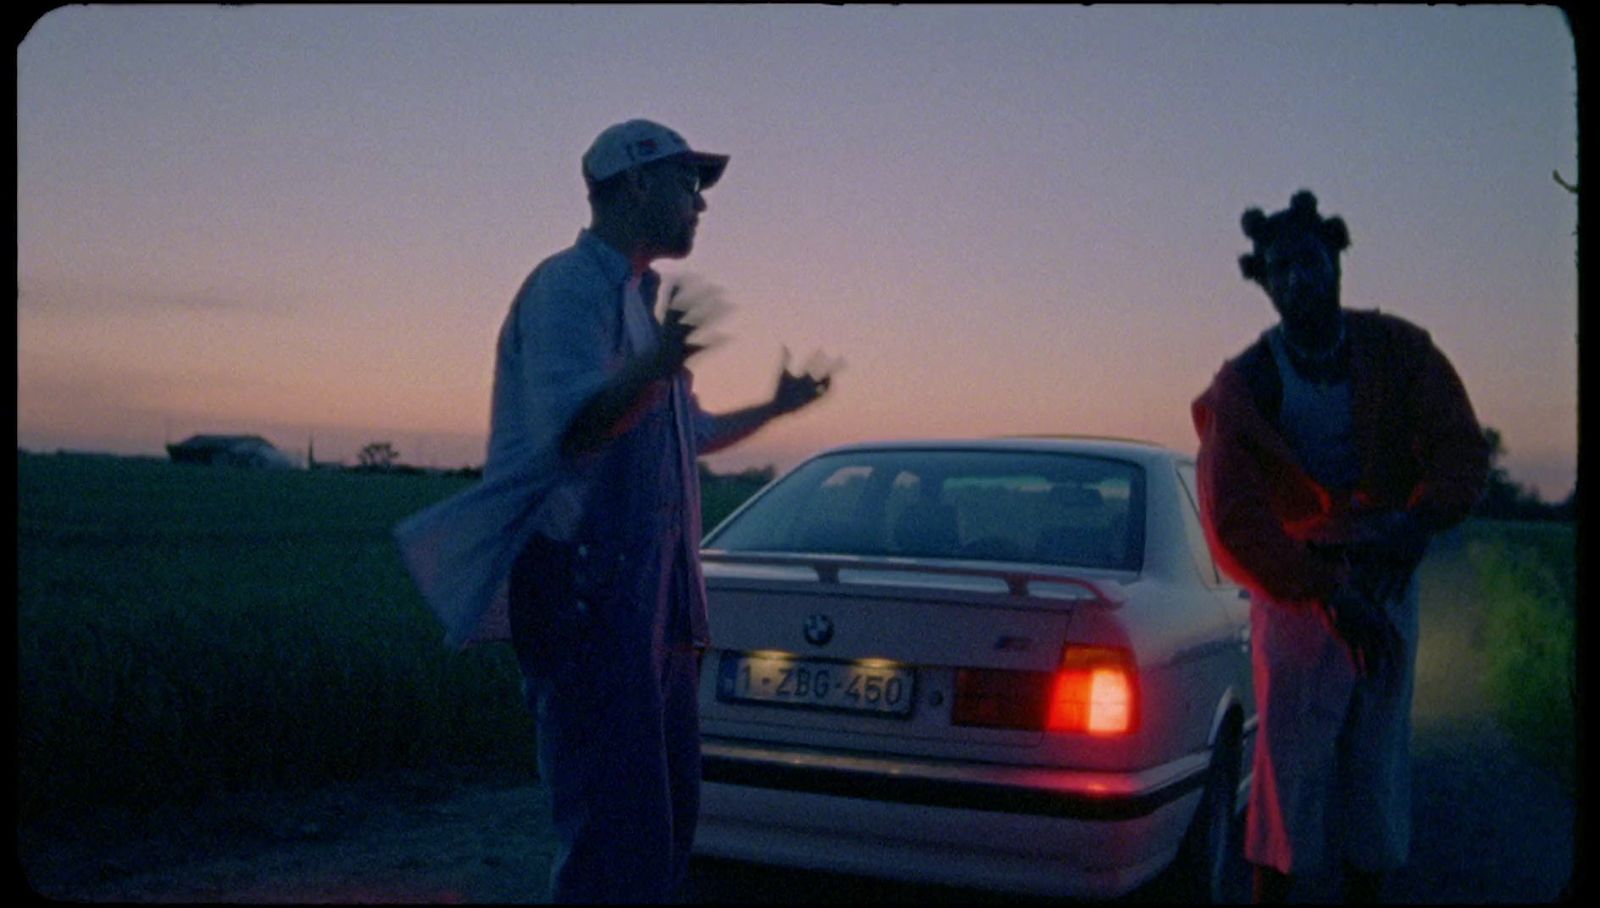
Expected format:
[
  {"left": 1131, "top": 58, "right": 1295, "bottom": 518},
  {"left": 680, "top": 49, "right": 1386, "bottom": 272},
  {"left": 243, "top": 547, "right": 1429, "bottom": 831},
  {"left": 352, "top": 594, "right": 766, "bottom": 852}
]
[
  {"left": 1241, "top": 208, "right": 1267, "bottom": 240},
  {"left": 1321, "top": 216, "right": 1351, "bottom": 252}
]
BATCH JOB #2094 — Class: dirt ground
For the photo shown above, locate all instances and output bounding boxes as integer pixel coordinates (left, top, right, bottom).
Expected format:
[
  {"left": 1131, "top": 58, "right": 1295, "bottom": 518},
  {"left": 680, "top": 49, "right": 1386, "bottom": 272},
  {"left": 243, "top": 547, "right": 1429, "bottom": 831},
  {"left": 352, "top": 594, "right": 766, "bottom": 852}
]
[
  {"left": 18, "top": 766, "right": 554, "bottom": 904},
  {"left": 17, "top": 533, "right": 1577, "bottom": 903}
]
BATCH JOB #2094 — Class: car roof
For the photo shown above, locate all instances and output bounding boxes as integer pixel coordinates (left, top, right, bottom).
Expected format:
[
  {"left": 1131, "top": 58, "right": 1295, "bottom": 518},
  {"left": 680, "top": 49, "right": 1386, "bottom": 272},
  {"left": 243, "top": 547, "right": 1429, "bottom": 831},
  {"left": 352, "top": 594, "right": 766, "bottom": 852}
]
[{"left": 805, "top": 435, "right": 1192, "bottom": 467}]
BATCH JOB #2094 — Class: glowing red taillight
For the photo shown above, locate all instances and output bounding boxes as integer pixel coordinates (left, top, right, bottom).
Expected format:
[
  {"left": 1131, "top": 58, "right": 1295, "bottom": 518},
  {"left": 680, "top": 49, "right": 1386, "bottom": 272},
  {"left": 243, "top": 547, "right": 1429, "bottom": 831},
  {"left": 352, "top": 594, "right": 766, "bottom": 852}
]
[
  {"left": 951, "top": 645, "right": 1137, "bottom": 735},
  {"left": 1046, "top": 646, "right": 1137, "bottom": 735}
]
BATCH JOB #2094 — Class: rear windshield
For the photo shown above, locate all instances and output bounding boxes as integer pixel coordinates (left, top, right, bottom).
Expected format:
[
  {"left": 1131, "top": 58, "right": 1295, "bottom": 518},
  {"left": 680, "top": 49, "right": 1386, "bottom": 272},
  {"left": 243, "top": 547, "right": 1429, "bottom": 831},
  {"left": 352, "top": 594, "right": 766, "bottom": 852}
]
[{"left": 704, "top": 450, "right": 1144, "bottom": 571}]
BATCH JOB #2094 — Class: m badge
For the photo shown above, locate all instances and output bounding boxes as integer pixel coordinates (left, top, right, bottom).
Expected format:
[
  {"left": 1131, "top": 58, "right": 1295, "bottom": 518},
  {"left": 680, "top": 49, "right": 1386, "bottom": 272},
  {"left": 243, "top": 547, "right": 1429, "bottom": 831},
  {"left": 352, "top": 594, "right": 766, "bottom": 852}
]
[{"left": 803, "top": 614, "right": 835, "bottom": 647}]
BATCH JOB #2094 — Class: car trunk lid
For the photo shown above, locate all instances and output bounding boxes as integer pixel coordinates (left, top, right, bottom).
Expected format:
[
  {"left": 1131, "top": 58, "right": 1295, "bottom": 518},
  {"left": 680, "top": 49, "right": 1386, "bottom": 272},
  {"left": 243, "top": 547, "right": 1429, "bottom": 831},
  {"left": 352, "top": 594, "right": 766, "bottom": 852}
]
[{"left": 699, "top": 552, "right": 1127, "bottom": 755}]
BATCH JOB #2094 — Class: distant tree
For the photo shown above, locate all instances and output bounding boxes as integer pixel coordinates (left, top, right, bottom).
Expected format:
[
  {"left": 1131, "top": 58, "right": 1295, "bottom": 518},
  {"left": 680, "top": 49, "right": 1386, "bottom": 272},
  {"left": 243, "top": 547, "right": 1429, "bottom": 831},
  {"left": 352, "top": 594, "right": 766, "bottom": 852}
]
[
  {"left": 1553, "top": 482, "right": 1578, "bottom": 522},
  {"left": 699, "top": 462, "right": 777, "bottom": 485},
  {"left": 1475, "top": 427, "right": 1570, "bottom": 521},
  {"left": 741, "top": 465, "right": 779, "bottom": 484},
  {"left": 1478, "top": 427, "right": 1517, "bottom": 510},
  {"left": 357, "top": 441, "right": 400, "bottom": 471}
]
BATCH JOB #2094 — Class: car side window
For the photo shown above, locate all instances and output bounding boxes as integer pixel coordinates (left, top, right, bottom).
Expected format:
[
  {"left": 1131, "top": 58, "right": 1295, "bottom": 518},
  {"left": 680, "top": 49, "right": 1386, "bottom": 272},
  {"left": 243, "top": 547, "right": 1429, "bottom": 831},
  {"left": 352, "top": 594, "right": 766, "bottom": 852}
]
[{"left": 1174, "top": 463, "right": 1224, "bottom": 585}]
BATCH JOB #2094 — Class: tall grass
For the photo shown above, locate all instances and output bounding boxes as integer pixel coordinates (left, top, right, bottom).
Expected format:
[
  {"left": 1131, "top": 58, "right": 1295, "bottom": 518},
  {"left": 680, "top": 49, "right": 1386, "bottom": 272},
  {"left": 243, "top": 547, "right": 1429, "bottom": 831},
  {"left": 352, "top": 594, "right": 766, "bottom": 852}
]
[
  {"left": 1462, "top": 520, "right": 1576, "bottom": 792},
  {"left": 18, "top": 453, "right": 767, "bottom": 822}
]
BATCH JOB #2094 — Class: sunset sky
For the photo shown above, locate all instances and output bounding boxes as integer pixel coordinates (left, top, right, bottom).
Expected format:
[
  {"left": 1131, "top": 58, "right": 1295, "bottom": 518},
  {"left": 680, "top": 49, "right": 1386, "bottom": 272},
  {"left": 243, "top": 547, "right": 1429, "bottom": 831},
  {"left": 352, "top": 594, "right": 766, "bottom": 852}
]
[{"left": 17, "top": 6, "right": 1580, "bottom": 498}]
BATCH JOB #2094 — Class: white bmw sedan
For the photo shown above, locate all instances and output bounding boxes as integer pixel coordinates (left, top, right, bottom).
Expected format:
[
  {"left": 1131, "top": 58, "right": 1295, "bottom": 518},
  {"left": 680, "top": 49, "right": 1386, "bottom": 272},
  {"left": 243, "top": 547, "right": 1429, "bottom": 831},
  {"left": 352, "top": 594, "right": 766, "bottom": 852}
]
[{"left": 693, "top": 437, "right": 1256, "bottom": 901}]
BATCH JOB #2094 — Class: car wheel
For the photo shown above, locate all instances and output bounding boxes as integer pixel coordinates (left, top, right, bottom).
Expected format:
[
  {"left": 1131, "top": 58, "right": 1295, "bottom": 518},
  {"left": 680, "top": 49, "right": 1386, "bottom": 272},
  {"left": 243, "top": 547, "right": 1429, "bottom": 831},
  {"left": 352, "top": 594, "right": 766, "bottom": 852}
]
[{"left": 1173, "top": 724, "right": 1242, "bottom": 903}]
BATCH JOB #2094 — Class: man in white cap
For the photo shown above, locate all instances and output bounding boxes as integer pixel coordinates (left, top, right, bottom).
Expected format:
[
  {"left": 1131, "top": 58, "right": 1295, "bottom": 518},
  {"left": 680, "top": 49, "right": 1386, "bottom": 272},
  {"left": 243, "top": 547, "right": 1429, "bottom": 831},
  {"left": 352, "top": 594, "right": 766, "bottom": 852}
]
[{"left": 394, "top": 118, "right": 835, "bottom": 902}]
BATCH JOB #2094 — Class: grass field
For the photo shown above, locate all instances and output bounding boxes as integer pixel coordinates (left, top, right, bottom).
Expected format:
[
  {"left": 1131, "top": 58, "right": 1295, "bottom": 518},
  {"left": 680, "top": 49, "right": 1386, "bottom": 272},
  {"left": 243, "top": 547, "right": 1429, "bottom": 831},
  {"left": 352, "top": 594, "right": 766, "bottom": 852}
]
[
  {"left": 17, "top": 452, "right": 770, "bottom": 823},
  {"left": 17, "top": 452, "right": 1572, "bottom": 821}
]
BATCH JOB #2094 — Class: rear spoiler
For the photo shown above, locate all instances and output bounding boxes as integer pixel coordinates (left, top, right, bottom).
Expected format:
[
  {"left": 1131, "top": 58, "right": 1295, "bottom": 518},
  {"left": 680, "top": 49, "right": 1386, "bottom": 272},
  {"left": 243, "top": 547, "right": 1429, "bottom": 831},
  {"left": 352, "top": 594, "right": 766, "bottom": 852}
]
[{"left": 699, "top": 550, "right": 1126, "bottom": 606}]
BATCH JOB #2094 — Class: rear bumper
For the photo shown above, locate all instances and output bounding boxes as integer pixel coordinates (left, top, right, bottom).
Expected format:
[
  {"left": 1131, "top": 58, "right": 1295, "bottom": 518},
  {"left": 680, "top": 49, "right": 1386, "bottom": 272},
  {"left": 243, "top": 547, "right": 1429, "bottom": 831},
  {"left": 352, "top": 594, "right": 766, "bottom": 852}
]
[{"left": 696, "top": 737, "right": 1207, "bottom": 898}]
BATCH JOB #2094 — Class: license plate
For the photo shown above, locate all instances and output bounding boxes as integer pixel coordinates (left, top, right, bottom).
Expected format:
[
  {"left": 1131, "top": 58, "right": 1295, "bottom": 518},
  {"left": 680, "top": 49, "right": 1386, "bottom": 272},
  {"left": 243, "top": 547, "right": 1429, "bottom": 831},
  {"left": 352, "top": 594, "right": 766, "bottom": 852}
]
[{"left": 717, "top": 652, "right": 916, "bottom": 717}]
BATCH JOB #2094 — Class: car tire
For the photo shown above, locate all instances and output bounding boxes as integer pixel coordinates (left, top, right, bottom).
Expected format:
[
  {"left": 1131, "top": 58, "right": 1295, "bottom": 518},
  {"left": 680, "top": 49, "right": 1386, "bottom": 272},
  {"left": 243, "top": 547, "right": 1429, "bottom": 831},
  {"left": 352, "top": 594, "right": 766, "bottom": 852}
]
[{"left": 1172, "top": 723, "right": 1242, "bottom": 903}]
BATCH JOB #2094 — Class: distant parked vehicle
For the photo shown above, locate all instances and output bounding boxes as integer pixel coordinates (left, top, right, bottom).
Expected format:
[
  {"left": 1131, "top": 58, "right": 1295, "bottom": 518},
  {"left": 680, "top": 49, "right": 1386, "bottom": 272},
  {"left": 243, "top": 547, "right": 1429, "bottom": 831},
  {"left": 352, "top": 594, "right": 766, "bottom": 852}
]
[{"left": 693, "top": 436, "right": 1255, "bottom": 901}]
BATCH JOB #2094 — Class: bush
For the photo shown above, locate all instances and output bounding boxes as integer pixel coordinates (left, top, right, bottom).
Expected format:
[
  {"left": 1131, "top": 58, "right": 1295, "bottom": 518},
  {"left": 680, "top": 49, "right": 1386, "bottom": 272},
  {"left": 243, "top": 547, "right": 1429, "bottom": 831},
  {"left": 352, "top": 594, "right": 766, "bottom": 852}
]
[{"left": 1465, "top": 525, "right": 1576, "bottom": 793}]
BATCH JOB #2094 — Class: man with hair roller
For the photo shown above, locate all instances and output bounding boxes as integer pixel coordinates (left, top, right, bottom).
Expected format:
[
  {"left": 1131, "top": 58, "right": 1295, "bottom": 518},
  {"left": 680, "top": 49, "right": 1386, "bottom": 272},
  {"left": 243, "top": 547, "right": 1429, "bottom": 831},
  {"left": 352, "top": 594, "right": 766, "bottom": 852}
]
[{"left": 1191, "top": 190, "right": 1488, "bottom": 903}]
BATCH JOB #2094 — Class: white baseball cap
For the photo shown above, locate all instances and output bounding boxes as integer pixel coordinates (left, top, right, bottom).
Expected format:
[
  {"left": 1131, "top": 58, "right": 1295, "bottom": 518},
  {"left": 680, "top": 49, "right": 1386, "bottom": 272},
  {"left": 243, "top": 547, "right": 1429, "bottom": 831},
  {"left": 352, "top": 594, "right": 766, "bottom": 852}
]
[{"left": 581, "top": 119, "right": 729, "bottom": 189}]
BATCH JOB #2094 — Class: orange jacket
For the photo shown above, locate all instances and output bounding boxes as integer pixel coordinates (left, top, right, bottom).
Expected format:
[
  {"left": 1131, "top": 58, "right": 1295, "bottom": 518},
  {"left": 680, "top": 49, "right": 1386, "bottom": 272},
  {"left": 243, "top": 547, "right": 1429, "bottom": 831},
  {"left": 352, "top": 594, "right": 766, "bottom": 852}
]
[{"left": 1191, "top": 309, "right": 1488, "bottom": 605}]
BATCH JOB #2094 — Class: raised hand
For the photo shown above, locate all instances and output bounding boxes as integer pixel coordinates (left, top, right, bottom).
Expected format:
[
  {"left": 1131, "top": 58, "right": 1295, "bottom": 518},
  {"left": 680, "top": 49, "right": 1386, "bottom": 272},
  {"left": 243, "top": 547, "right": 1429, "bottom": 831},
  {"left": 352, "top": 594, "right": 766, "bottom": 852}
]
[
  {"left": 772, "top": 346, "right": 843, "bottom": 415},
  {"left": 653, "top": 298, "right": 706, "bottom": 377},
  {"left": 653, "top": 274, "right": 732, "bottom": 378}
]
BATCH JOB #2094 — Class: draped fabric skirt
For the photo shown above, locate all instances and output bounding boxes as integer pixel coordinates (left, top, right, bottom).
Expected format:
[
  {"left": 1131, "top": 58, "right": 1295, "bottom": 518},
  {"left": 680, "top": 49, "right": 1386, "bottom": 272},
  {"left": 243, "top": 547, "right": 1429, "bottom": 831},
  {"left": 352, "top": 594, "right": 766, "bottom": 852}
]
[{"left": 1245, "top": 575, "right": 1419, "bottom": 875}]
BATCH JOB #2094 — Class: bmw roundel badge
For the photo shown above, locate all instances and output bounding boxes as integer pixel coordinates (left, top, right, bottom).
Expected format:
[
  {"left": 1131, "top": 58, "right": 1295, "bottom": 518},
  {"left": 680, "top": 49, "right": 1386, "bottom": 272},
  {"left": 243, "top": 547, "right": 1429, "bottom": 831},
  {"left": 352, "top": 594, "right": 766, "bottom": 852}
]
[{"left": 803, "top": 614, "right": 834, "bottom": 646}]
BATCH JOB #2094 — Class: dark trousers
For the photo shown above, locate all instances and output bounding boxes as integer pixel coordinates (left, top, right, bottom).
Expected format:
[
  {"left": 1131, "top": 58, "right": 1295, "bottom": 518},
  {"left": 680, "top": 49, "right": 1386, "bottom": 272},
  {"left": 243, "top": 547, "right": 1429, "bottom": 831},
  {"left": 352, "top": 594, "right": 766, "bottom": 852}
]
[{"left": 509, "top": 533, "right": 702, "bottom": 904}]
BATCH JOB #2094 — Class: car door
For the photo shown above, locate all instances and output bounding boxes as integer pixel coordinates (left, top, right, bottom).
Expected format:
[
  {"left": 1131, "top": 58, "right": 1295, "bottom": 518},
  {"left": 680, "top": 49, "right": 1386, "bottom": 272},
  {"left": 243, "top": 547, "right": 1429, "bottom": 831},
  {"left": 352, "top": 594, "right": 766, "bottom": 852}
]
[{"left": 1173, "top": 460, "right": 1255, "bottom": 731}]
